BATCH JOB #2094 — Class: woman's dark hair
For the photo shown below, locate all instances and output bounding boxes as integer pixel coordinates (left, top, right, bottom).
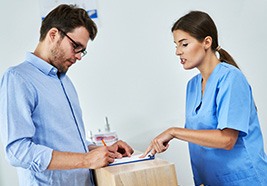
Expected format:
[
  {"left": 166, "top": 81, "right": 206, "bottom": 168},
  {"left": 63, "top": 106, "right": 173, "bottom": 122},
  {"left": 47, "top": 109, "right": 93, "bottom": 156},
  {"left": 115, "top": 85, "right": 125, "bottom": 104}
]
[
  {"left": 39, "top": 4, "right": 97, "bottom": 41},
  {"left": 172, "top": 11, "right": 239, "bottom": 69}
]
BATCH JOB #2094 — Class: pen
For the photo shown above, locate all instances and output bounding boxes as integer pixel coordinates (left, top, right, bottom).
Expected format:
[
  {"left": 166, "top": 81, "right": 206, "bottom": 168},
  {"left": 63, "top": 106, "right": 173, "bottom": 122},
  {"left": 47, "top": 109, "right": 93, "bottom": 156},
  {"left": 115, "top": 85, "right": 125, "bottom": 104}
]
[{"left": 101, "top": 139, "right": 107, "bottom": 146}]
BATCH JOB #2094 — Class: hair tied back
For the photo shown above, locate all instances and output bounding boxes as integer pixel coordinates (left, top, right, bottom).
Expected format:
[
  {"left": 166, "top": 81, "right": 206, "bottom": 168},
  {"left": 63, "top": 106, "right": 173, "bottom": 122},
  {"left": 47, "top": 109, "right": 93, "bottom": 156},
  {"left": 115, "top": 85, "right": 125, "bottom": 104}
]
[{"left": 216, "top": 45, "right": 221, "bottom": 52}]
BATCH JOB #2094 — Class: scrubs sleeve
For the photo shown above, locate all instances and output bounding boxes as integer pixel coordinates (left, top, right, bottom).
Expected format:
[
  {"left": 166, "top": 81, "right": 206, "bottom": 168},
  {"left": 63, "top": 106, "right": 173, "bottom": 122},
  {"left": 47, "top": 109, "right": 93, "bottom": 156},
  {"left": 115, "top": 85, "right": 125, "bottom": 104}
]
[
  {"left": 0, "top": 69, "right": 53, "bottom": 172},
  {"left": 216, "top": 69, "right": 251, "bottom": 136}
]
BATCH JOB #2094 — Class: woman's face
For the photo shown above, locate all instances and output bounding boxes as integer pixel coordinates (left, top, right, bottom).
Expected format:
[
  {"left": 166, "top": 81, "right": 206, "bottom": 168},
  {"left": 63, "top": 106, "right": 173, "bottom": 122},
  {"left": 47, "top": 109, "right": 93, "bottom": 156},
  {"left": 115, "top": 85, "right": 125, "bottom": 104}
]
[{"left": 173, "top": 29, "right": 207, "bottom": 70}]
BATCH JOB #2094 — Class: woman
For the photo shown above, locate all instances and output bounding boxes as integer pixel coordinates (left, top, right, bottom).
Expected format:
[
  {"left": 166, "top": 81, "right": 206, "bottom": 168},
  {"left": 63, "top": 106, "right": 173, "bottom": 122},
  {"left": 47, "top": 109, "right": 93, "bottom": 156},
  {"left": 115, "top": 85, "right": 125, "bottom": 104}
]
[{"left": 142, "top": 11, "right": 267, "bottom": 185}]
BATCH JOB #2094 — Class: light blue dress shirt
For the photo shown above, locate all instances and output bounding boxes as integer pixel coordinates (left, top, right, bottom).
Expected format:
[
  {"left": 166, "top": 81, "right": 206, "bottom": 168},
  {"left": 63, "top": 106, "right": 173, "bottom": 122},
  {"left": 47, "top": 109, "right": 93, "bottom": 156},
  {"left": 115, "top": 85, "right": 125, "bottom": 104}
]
[
  {"left": 185, "top": 62, "right": 267, "bottom": 186},
  {"left": 0, "top": 52, "right": 95, "bottom": 186}
]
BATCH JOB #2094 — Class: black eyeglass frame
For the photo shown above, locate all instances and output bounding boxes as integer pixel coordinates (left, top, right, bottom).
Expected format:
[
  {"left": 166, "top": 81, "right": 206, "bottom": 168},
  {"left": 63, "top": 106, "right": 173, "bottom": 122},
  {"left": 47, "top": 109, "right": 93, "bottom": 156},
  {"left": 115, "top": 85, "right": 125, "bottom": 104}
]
[{"left": 57, "top": 28, "right": 87, "bottom": 57}]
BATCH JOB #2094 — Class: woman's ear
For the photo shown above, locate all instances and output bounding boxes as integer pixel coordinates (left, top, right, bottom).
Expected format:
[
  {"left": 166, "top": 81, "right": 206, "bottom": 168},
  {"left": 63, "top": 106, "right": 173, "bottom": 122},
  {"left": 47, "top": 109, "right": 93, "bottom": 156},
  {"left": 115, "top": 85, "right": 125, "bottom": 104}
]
[{"left": 203, "top": 36, "right": 212, "bottom": 50}]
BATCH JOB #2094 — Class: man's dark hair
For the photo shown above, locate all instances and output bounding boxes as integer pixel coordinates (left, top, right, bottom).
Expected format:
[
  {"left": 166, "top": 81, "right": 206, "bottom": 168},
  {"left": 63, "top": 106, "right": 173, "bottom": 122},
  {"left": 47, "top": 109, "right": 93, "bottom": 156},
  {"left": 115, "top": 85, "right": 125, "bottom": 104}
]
[{"left": 40, "top": 4, "right": 97, "bottom": 41}]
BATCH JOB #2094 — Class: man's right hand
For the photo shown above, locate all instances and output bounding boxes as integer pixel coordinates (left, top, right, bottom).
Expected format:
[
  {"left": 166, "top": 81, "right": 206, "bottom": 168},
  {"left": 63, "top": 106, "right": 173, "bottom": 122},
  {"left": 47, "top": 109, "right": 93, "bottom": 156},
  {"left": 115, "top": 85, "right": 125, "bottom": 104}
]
[{"left": 84, "top": 146, "right": 118, "bottom": 169}]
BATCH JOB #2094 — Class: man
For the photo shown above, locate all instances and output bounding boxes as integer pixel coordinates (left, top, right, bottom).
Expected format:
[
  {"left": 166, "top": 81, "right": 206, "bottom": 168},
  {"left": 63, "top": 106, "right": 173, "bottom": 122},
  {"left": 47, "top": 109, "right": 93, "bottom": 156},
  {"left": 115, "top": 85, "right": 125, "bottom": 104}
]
[{"left": 0, "top": 4, "right": 133, "bottom": 186}]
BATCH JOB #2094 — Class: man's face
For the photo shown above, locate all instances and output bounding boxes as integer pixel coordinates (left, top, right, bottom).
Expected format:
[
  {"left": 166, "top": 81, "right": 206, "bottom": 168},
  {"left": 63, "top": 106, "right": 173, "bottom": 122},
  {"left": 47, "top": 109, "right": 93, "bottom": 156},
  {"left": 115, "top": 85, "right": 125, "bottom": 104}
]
[{"left": 49, "top": 27, "right": 90, "bottom": 73}]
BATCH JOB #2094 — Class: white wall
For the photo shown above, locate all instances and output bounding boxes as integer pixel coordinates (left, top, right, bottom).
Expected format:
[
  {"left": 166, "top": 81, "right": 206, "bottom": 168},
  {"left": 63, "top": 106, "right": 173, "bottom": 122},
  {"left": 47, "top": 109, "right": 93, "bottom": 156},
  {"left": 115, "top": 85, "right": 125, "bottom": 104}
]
[{"left": 1, "top": 0, "right": 267, "bottom": 185}]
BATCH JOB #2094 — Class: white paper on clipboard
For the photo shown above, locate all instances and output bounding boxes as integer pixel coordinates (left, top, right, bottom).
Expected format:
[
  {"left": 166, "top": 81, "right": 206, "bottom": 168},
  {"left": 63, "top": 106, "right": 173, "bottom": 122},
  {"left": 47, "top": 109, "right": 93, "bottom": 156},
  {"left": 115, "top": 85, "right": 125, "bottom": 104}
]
[{"left": 108, "top": 153, "right": 155, "bottom": 166}]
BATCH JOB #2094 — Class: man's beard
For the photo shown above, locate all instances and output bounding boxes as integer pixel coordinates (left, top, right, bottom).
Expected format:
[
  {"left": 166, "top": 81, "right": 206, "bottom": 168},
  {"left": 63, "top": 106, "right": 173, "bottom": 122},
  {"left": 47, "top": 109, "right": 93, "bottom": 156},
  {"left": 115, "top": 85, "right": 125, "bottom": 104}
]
[{"left": 49, "top": 43, "right": 69, "bottom": 74}]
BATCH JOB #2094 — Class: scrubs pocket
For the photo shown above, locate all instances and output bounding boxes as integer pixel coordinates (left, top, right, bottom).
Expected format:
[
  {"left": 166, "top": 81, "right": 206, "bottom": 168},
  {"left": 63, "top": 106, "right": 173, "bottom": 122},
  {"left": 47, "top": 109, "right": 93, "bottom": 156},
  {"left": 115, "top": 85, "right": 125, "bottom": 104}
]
[{"left": 216, "top": 167, "right": 260, "bottom": 185}]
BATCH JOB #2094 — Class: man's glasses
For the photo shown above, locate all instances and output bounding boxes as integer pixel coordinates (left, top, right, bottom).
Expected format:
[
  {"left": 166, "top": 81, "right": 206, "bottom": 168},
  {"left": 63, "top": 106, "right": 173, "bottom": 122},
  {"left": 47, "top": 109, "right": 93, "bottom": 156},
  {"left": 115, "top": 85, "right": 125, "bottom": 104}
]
[{"left": 58, "top": 28, "right": 87, "bottom": 57}]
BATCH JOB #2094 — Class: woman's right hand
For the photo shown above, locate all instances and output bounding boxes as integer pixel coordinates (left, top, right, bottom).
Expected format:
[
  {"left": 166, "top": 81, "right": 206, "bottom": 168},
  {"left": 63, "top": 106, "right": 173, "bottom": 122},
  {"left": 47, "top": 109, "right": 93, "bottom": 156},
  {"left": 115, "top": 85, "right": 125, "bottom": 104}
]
[{"left": 140, "top": 127, "right": 174, "bottom": 158}]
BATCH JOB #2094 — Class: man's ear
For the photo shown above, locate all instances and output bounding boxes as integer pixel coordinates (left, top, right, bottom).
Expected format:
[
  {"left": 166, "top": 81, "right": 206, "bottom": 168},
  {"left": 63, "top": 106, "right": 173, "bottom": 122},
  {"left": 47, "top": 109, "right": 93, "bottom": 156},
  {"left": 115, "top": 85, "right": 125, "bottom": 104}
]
[
  {"left": 47, "top": 28, "right": 60, "bottom": 43},
  {"left": 203, "top": 36, "right": 212, "bottom": 50}
]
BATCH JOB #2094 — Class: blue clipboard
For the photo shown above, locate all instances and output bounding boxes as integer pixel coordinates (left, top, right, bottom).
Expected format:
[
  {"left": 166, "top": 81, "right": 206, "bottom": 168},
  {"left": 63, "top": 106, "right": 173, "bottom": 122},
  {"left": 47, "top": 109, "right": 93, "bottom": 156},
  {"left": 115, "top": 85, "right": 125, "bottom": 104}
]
[{"left": 108, "top": 153, "right": 155, "bottom": 166}]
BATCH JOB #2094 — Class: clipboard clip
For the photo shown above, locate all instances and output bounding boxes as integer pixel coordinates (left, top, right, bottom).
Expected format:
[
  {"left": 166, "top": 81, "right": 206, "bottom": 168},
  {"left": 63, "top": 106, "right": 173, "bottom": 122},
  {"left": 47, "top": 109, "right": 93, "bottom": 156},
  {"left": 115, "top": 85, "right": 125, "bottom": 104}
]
[{"left": 147, "top": 152, "right": 155, "bottom": 159}]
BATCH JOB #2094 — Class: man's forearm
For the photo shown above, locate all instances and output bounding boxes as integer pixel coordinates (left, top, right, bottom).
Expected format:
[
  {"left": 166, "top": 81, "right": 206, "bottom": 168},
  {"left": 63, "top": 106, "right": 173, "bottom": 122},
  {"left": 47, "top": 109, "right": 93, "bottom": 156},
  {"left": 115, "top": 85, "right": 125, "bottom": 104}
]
[{"left": 47, "top": 150, "right": 88, "bottom": 170}]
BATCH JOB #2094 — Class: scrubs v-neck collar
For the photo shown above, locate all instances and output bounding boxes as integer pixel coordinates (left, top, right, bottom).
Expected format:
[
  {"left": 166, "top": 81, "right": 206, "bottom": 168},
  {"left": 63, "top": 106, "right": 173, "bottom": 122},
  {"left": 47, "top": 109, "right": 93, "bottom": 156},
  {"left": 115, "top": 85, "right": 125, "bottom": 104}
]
[{"left": 195, "top": 63, "right": 222, "bottom": 114}]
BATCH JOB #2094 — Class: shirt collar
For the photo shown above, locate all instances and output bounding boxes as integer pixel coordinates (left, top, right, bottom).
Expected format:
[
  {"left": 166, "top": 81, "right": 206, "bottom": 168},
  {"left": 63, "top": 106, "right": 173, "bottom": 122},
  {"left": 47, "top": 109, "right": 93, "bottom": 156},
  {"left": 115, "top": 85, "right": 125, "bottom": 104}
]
[{"left": 25, "top": 52, "right": 66, "bottom": 78}]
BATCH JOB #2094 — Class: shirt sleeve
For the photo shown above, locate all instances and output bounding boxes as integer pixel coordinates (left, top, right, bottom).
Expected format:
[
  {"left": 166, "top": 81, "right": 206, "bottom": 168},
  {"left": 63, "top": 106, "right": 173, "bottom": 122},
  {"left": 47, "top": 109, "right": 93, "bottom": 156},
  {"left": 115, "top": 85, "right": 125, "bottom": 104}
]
[
  {"left": 0, "top": 69, "right": 53, "bottom": 172},
  {"left": 86, "top": 139, "right": 94, "bottom": 148},
  {"left": 216, "top": 69, "right": 251, "bottom": 136}
]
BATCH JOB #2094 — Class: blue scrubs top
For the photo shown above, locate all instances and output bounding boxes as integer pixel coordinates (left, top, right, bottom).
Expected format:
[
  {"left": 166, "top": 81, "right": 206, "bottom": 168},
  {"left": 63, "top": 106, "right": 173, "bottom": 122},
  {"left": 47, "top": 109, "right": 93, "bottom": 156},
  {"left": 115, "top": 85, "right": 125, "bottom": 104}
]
[{"left": 185, "top": 62, "right": 267, "bottom": 186}]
